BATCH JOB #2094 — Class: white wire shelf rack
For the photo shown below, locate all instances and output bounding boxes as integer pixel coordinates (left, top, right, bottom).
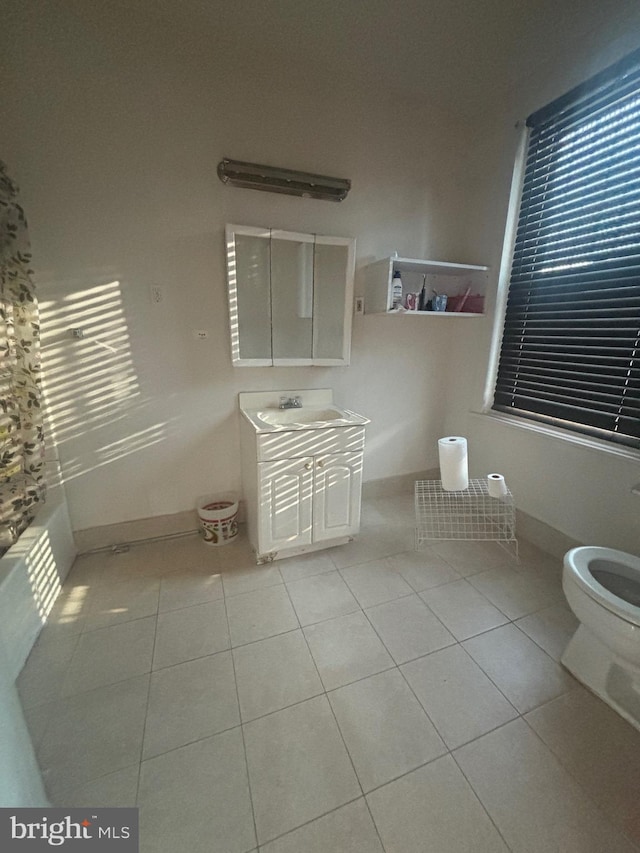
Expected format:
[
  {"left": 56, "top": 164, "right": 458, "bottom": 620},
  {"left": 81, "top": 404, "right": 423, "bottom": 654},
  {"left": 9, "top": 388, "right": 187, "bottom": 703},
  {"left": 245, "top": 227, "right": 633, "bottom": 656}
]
[{"left": 415, "top": 479, "right": 518, "bottom": 559}]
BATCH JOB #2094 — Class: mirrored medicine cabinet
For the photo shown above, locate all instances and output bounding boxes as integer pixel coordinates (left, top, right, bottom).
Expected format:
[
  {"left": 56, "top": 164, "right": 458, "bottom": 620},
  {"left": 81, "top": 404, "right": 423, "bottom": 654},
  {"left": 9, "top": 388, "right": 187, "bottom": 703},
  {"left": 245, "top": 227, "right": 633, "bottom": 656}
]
[{"left": 225, "top": 224, "right": 355, "bottom": 366}]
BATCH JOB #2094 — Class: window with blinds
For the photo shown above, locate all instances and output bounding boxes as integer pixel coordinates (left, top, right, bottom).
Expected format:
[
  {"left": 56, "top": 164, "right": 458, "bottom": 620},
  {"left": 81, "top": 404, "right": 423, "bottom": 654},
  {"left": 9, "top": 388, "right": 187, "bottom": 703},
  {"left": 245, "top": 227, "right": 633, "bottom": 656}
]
[{"left": 493, "top": 49, "right": 640, "bottom": 449}]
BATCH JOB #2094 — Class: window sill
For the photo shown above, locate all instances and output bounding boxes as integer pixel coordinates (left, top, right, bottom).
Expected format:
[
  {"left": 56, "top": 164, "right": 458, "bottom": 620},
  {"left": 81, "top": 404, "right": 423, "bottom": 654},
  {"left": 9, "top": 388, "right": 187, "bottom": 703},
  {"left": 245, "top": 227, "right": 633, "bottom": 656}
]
[{"left": 470, "top": 410, "right": 640, "bottom": 463}]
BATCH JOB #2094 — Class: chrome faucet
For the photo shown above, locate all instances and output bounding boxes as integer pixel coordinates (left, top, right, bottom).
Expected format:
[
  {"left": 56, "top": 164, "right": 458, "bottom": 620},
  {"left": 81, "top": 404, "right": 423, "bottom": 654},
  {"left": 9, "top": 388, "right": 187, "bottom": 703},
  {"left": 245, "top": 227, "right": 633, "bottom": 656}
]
[{"left": 279, "top": 395, "right": 302, "bottom": 409}]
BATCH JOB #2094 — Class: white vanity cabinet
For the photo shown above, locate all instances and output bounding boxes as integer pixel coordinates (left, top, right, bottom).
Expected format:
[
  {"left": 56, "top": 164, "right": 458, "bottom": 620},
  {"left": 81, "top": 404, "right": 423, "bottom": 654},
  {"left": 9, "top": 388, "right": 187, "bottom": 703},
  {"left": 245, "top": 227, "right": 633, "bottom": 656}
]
[
  {"left": 256, "top": 447, "right": 363, "bottom": 558},
  {"left": 239, "top": 390, "right": 368, "bottom": 564}
]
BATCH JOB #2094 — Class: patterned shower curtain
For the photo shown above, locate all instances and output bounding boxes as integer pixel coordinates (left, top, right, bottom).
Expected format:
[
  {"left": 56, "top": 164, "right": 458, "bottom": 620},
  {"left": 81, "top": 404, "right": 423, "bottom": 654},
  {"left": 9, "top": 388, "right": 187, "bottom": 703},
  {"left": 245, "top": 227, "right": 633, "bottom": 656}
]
[{"left": 0, "top": 161, "right": 46, "bottom": 555}]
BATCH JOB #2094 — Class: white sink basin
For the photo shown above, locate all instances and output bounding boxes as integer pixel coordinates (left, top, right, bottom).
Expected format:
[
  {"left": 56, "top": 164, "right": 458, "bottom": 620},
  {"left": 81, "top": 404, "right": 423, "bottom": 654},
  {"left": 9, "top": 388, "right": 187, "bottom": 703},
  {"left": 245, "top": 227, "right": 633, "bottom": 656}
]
[
  {"left": 256, "top": 407, "right": 345, "bottom": 426},
  {"left": 239, "top": 391, "right": 370, "bottom": 433}
]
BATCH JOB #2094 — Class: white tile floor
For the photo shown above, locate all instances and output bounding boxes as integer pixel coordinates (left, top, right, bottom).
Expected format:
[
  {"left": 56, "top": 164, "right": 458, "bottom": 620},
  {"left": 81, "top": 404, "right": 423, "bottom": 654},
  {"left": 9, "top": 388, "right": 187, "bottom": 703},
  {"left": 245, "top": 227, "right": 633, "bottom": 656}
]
[{"left": 16, "top": 495, "right": 640, "bottom": 852}]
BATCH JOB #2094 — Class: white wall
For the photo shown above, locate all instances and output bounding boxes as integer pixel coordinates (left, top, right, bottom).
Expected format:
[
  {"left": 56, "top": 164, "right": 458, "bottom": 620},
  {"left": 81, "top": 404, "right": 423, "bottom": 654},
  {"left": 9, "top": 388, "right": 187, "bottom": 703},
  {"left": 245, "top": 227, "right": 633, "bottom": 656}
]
[
  {"left": 2, "top": 0, "right": 640, "bottom": 551},
  {"left": 441, "top": 1, "right": 640, "bottom": 553},
  {"left": 1, "top": 2, "right": 471, "bottom": 532}
]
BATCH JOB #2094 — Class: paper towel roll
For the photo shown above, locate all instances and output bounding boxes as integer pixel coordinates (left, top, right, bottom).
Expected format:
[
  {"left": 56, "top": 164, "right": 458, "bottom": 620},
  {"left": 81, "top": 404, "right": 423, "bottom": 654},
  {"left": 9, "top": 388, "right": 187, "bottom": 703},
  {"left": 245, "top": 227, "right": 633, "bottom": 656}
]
[
  {"left": 438, "top": 436, "right": 469, "bottom": 491},
  {"left": 487, "top": 473, "right": 508, "bottom": 498}
]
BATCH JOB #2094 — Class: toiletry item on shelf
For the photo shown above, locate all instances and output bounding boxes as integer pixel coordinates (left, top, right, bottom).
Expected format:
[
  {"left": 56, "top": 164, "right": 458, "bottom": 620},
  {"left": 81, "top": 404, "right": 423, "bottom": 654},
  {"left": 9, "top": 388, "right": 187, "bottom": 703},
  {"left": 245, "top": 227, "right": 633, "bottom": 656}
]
[
  {"left": 432, "top": 291, "right": 448, "bottom": 312},
  {"left": 447, "top": 292, "right": 485, "bottom": 313},
  {"left": 418, "top": 276, "right": 428, "bottom": 310},
  {"left": 392, "top": 270, "right": 403, "bottom": 309},
  {"left": 455, "top": 286, "right": 471, "bottom": 312},
  {"left": 405, "top": 292, "right": 419, "bottom": 310}
]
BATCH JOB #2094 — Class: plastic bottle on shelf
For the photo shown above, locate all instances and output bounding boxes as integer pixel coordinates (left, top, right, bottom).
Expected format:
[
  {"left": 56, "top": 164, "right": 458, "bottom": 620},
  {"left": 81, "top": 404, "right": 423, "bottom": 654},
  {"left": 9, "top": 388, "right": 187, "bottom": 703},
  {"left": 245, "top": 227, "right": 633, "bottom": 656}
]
[{"left": 391, "top": 270, "right": 403, "bottom": 309}]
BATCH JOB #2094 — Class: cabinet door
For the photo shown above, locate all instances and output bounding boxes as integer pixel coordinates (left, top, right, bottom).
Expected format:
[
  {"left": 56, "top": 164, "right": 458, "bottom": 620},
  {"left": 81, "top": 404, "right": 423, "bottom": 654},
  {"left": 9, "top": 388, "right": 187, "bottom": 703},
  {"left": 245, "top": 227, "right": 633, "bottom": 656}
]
[
  {"left": 226, "top": 224, "right": 355, "bottom": 367},
  {"left": 313, "top": 452, "right": 363, "bottom": 542},
  {"left": 271, "top": 230, "right": 315, "bottom": 363},
  {"left": 312, "top": 236, "right": 355, "bottom": 365},
  {"left": 258, "top": 458, "right": 313, "bottom": 554},
  {"left": 226, "top": 225, "right": 272, "bottom": 365}
]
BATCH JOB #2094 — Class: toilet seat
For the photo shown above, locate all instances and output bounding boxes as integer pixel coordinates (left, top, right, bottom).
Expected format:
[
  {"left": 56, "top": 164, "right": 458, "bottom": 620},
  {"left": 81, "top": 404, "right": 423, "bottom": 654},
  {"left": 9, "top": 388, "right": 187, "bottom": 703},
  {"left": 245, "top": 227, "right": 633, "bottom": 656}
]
[{"left": 564, "top": 546, "right": 640, "bottom": 628}]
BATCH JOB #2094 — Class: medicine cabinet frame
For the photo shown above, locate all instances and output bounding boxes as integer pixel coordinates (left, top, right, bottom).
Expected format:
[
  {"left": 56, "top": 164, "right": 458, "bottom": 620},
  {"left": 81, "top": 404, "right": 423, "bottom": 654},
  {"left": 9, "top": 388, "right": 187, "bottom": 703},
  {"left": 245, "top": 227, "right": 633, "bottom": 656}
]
[{"left": 225, "top": 224, "right": 356, "bottom": 367}]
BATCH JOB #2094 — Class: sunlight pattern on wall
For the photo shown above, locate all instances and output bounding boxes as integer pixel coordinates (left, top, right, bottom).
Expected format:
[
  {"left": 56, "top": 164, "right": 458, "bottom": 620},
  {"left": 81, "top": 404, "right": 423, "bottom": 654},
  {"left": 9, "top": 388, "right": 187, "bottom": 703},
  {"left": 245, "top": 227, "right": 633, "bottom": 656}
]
[{"left": 39, "top": 280, "right": 167, "bottom": 482}]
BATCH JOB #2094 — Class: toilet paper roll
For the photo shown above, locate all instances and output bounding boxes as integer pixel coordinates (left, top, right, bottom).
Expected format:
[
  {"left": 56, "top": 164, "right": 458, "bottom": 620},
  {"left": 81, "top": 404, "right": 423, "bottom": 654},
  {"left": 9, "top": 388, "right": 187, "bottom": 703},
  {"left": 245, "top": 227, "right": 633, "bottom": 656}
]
[
  {"left": 487, "top": 473, "right": 508, "bottom": 498},
  {"left": 438, "top": 436, "right": 469, "bottom": 491}
]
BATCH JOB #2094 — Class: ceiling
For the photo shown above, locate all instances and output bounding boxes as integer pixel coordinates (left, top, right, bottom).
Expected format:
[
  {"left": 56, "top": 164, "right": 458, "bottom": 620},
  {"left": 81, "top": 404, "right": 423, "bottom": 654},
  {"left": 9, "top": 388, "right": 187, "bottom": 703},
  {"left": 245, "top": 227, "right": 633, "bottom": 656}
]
[
  {"left": 4, "top": 0, "right": 640, "bottom": 125},
  {"left": 141, "top": 0, "right": 640, "bottom": 120}
]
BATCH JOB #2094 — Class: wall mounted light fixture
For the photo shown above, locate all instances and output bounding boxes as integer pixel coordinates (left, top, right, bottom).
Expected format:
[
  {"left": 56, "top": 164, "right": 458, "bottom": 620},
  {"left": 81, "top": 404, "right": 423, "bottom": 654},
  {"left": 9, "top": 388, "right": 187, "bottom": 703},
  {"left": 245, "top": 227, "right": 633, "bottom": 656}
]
[{"left": 217, "top": 159, "right": 351, "bottom": 202}]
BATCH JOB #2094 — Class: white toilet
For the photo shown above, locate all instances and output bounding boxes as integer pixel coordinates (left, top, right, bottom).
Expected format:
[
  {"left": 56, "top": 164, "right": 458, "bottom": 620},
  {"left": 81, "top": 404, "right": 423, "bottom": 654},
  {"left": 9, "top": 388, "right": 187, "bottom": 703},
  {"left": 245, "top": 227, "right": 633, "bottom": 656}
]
[{"left": 562, "top": 545, "right": 640, "bottom": 731}]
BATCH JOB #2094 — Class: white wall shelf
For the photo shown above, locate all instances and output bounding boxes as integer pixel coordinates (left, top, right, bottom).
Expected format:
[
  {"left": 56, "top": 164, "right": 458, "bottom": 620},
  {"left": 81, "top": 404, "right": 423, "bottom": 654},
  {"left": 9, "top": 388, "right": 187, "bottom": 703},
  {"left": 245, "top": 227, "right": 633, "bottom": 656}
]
[
  {"left": 364, "top": 255, "right": 489, "bottom": 315},
  {"left": 381, "top": 309, "right": 485, "bottom": 318},
  {"left": 386, "top": 257, "right": 488, "bottom": 275}
]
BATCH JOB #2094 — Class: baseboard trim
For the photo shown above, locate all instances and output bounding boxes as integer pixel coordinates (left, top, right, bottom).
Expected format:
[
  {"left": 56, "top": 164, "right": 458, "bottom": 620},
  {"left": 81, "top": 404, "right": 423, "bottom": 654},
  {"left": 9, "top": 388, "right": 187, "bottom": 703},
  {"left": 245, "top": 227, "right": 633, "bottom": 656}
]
[
  {"left": 515, "top": 508, "right": 582, "bottom": 559},
  {"left": 74, "top": 474, "right": 436, "bottom": 552},
  {"left": 362, "top": 470, "right": 583, "bottom": 560},
  {"left": 74, "top": 477, "right": 581, "bottom": 561},
  {"left": 362, "top": 469, "right": 439, "bottom": 500},
  {"left": 74, "top": 510, "right": 197, "bottom": 553}
]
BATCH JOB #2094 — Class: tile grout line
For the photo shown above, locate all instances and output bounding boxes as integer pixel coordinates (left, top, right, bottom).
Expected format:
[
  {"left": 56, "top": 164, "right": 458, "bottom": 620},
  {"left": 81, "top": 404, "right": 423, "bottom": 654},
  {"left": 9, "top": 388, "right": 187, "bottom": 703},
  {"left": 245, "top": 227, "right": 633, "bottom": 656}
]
[
  {"left": 27, "top": 523, "right": 626, "bottom": 849},
  {"left": 30, "top": 542, "right": 572, "bottom": 796},
  {"left": 51, "top": 761, "right": 142, "bottom": 807},
  {"left": 279, "top": 580, "right": 389, "bottom": 853},
  {"left": 519, "top": 713, "right": 640, "bottom": 852},
  {"left": 224, "top": 587, "right": 260, "bottom": 853},
  {"left": 20, "top": 627, "right": 84, "bottom": 750},
  {"left": 133, "top": 596, "right": 160, "bottom": 807},
  {"left": 25, "top": 634, "right": 83, "bottom": 804},
  {"left": 255, "top": 794, "right": 370, "bottom": 851},
  {"left": 348, "top": 592, "right": 462, "bottom": 752},
  {"left": 461, "top": 637, "right": 564, "bottom": 715},
  {"left": 75, "top": 610, "right": 160, "bottom": 638},
  {"left": 283, "top": 570, "right": 515, "bottom": 846},
  {"left": 449, "top": 747, "right": 517, "bottom": 853},
  {"left": 58, "top": 654, "right": 576, "bottom": 783},
  {"left": 129, "top": 722, "right": 244, "bottom": 764}
]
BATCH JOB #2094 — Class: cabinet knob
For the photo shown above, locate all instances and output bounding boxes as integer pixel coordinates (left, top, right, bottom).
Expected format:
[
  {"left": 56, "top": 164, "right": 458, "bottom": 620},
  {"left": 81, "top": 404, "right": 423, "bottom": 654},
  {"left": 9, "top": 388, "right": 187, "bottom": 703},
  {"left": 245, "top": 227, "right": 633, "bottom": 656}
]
[
  {"left": 304, "top": 462, "right": 313, "bottom": 470},
  {"left": 317, "top": 460, "right": 324, "bottom": 468}
]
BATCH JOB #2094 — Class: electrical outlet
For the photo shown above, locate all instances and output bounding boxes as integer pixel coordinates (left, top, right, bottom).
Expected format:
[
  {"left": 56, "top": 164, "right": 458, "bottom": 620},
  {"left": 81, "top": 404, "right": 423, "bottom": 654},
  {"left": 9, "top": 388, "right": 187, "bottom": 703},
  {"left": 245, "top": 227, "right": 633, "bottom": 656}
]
[
  {"left": 354, "top": 296, "right": 365, "bottom": 315},
  {"left": 151, "top": 285, "right": 163, "bottom": 304},
  {"left": 193, "top": 329, "right": 209, "bottom": 339}
]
